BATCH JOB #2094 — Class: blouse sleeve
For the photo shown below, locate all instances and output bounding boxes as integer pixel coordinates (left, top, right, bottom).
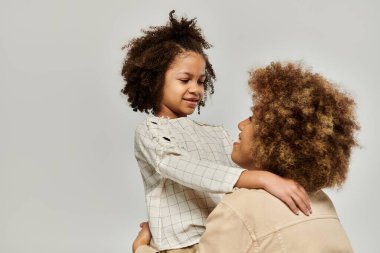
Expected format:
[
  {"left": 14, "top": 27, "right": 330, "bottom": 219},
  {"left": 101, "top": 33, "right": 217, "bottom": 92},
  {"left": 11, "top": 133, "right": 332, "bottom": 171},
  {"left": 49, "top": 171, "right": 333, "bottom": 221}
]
[{"left": 135, "top": 119, "right": 245, "bottom": 194}]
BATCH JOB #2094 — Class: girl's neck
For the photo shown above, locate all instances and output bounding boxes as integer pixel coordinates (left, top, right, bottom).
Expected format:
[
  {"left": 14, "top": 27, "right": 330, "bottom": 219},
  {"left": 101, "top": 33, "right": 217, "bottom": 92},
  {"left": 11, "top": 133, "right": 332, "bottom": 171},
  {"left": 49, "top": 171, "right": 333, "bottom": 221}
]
[
  {"left": 154, "top": 113, "right": 187, "bottom": 119},
  {"left": 155, "top": 110, "right": 187, "bottom": 119}
]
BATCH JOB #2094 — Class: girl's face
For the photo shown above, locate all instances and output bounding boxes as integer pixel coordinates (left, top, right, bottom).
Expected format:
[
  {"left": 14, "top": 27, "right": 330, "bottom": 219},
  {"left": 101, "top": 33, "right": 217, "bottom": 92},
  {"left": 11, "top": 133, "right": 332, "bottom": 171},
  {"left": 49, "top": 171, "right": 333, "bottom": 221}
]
[
  {"left": 231, "top": 117, "right": 256, "bottom": 170},
  {"left": 156, "top": 51, "right": 206, "bottom": 118}
]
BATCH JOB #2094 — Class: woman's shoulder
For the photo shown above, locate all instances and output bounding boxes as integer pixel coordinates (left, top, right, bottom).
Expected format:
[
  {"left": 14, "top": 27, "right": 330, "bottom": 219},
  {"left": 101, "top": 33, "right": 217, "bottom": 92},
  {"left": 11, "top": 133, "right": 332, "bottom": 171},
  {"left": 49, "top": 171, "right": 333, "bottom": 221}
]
[
  {"left": 223, "top": 188, "right": 335, "bottom": 207},
  {"left": 219, "top": 189, "right": 274, "bottom": 216},
  {"left": 221, "top": 188, "right": 338, "bottom": 220},
  {"left": 222, "top": 188, "right": 271, "bottom": 205}
]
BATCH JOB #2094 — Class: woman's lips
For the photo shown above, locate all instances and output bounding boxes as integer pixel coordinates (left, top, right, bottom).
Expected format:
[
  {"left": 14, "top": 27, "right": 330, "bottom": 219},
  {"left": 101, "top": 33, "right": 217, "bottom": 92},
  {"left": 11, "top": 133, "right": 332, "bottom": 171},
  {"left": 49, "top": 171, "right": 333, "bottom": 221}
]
[{"left": 233, "top": 135, "right": 241, "bottom": 146}]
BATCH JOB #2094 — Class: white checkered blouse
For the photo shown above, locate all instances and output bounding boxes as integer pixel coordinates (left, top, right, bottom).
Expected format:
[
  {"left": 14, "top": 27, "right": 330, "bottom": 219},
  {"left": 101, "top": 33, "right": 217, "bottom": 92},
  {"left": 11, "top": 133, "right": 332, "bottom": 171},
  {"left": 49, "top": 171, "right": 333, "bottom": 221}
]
[{"left": 135, "top": 115, "right": 245, "bottom": 250}]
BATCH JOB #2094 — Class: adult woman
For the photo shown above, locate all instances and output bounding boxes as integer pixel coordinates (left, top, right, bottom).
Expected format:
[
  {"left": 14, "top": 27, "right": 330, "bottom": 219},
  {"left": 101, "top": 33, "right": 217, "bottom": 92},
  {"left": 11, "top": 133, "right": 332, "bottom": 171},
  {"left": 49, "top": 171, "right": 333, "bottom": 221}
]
[{"left": 134, "top": 62, "right": 358, "bottom": 253}]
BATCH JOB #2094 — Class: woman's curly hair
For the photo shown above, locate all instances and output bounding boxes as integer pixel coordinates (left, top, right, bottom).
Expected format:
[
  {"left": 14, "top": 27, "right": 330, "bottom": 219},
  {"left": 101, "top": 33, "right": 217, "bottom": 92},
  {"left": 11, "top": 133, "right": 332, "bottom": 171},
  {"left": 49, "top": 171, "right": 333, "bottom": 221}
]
[
  {"left": 121, "top": 10, "right": 216, "bottom": 113},
  {"left": 249, "top": 62, "right": 359, "bottom": 192}
]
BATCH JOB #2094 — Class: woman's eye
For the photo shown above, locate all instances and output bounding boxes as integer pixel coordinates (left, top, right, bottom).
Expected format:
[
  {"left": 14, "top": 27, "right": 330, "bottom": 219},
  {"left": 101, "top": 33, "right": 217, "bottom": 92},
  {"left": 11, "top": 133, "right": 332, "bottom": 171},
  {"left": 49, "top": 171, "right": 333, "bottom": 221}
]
[
  {"left": 180, "top": 79, "right": 189, "bottom": 83},
  {"left": 198, "top": 80, "right": 205, "bottom": 85}
]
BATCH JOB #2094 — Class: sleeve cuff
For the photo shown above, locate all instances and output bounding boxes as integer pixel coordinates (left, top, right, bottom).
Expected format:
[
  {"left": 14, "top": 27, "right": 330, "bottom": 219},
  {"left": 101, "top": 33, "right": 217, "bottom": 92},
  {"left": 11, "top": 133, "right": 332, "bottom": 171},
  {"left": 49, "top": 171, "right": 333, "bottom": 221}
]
[{"left": 225, "top": 168, "right": 246, "bottom": 192}]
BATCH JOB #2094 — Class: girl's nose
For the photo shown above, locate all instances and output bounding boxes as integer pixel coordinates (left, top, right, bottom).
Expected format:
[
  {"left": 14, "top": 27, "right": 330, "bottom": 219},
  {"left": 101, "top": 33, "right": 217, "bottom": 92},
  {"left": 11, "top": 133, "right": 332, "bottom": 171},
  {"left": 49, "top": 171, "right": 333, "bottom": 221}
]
[{"left": 188, "top": 81, "right": 202, "bottom": 93}]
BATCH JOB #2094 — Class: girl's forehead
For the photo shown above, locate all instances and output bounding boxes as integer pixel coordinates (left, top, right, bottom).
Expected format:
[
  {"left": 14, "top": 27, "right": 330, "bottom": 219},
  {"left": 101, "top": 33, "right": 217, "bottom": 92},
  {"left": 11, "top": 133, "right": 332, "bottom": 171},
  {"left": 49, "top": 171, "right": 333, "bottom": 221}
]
[
  {"left": 174, "top": 51, "right": 203, "bottom": 61},
  {"left": 169, "top": 52, "right": 206, "bottom": 69}
]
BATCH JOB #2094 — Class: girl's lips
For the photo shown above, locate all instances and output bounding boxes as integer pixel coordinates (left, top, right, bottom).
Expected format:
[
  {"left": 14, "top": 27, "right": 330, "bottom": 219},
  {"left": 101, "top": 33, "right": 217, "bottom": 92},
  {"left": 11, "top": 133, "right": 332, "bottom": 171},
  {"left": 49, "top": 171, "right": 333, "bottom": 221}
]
[{"left": 183, "top": 98, "right": 199, "bottom": 108}]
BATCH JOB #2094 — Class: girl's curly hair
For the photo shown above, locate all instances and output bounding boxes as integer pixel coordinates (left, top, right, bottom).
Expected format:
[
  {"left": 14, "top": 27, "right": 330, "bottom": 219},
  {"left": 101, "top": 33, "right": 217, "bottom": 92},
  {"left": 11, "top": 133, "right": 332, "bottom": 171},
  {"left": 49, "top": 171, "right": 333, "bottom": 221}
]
[
  {"left": 121, "top": 10, "right": 216, "bottom": 113},
  {"left": 249, "top": 62, "right": 359, "bottom": 192}
]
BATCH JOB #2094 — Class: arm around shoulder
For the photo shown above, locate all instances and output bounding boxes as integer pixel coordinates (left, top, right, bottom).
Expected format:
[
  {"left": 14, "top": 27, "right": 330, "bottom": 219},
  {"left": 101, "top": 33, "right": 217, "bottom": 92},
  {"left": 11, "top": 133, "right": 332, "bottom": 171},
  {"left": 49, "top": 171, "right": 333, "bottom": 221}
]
[{"left": 136, "top": 120, "right": 245, "bottom": 193}]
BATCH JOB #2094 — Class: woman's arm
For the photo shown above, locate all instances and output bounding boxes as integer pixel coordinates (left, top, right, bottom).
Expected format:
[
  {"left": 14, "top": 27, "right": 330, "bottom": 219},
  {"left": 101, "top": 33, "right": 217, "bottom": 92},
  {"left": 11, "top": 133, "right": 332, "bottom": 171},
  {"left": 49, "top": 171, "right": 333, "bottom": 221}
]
[
  {"left": 197, "top": 201, "right": 253, "bottom": 253},
  {"left": 132, "top": 204, "right": 254, "bottom": 253},
  {"left": 132, "top": 187, "right": 310, "bottom": 253},
  {"left": 133, "top": 223, "right": 157, "bottom": 253}
]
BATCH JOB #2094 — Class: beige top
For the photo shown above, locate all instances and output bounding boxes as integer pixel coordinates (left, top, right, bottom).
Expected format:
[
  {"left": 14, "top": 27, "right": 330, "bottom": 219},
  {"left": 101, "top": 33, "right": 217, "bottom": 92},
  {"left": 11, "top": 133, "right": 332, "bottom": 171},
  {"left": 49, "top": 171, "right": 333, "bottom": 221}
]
[{"left": 137, "top": 189, "right": 353, "bottom": 253}]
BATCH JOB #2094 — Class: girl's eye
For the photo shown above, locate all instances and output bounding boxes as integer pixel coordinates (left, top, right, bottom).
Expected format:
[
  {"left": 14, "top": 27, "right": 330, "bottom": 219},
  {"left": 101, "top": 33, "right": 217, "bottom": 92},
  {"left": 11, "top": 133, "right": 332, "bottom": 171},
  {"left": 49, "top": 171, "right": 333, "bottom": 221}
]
[
  {"left": 198, "top": 80, "right": 205, "bottom": 85},
  {"left": 180, "top": 79, "right": 189, "bottom": 84}
]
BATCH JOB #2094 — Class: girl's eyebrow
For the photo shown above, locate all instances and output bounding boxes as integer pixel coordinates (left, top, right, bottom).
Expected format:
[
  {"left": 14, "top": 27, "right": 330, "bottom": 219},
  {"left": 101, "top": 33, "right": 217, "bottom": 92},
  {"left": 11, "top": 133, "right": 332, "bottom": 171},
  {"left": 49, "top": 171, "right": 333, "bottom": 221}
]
[{"left": 178, "top": 72, "right": 206, "bottom": 77}]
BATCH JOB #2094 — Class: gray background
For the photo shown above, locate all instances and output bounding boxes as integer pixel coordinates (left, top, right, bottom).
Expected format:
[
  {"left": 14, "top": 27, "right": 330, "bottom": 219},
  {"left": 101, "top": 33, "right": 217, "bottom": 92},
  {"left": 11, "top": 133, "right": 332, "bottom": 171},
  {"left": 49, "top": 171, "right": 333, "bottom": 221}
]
[{"left": 1, "top": 0, "right": 379, "bottom": 252}]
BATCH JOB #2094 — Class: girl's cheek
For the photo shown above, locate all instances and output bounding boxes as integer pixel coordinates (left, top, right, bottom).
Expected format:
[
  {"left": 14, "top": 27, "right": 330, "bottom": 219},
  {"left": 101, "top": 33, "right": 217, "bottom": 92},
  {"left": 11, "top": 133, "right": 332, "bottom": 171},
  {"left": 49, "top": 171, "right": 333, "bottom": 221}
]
[{"left": 200, "top": 89, "right": 205, "bottom": 97}]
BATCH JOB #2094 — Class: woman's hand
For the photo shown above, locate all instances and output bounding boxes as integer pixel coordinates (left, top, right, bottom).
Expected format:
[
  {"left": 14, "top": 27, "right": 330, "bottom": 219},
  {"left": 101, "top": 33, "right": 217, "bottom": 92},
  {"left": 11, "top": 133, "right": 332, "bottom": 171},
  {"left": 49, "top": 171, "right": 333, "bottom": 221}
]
[
  {"left": 260, "top": 171, "right": 312, "bottom": 215},
  {"left": 132, "top": 222, "right": 152, "bottom": 253}
]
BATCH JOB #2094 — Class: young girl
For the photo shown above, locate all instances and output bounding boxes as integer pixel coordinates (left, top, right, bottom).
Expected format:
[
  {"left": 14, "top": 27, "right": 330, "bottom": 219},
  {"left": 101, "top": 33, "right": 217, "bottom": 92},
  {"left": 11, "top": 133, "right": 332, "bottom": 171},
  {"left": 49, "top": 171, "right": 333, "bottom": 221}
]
[{"left": 122, "top": 11, "right": 311, "bottom": 252}]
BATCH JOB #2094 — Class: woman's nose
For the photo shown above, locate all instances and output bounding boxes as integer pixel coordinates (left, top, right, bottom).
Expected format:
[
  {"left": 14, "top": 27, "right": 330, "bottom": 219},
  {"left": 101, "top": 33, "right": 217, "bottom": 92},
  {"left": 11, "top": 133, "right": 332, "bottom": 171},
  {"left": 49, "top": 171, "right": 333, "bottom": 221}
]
[
  {"left": 238, "top": 120, "right": 244, "bottom": 130},
  {"left": 238, "top": 118, "right": 250, "bottom": 130}
]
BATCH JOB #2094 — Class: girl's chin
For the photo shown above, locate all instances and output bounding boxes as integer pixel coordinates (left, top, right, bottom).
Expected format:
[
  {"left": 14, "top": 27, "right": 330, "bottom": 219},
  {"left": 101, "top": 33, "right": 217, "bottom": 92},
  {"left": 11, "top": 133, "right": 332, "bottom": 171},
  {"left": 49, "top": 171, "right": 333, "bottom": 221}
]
[{"left": 180, "top": 107, "right": 196, "bottom": 116}]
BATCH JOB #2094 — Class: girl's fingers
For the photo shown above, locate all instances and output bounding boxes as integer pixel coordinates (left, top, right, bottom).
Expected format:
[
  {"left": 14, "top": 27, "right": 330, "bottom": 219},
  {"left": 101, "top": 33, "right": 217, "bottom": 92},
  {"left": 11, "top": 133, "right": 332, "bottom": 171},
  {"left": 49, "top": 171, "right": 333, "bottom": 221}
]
[
  {"left": 291, "top": 192, "right": 310, "bottom": 216},
  {"left": 294, "top": 184, "right": 312, "bottom": 214},
  {"left": 298, "top": 184, "right": 312, "bottom": 212},
  {"left": 283, "top": 196, "right": 299, "bottom": 215}
]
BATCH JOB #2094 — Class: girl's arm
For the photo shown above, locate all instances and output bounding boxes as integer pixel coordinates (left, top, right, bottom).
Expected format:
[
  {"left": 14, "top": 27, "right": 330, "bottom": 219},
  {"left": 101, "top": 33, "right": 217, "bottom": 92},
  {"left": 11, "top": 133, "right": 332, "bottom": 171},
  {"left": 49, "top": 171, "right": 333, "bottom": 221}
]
[
  {"left": 235, "top": 170, "right": 311, "bottom": 215},
  {"left": 136, "top": 122, "right": 245, "bottom": 194},
  {"left": 136, "top": 120, "right": 311, "bottom": 215}
]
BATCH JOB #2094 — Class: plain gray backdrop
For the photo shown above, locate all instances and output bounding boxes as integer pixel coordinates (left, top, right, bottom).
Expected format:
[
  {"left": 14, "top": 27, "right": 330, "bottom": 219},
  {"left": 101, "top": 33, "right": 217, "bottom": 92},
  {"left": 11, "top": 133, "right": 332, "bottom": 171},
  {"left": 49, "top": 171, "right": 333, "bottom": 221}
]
[{"left": 1, "top": 0, "right": 379, "bottom": 252}]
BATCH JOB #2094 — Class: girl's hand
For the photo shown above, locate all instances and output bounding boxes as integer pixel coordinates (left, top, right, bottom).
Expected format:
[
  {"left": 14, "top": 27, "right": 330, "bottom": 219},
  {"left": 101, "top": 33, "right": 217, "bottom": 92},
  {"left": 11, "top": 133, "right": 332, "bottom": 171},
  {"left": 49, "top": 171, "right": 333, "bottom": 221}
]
[
  {"left": 132, "top": 222, "right": 152, "bottom": 253},
  {"left": 261, "top": 171, "right": 312, "bottom": 215}
]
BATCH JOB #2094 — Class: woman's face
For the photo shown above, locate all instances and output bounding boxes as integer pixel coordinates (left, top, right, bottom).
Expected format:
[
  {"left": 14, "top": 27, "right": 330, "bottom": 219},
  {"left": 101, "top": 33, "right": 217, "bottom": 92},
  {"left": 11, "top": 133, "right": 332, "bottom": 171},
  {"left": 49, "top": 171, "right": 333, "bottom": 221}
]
[{"left": 231, "top": 117, "right": 256, "bottom": 170}]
